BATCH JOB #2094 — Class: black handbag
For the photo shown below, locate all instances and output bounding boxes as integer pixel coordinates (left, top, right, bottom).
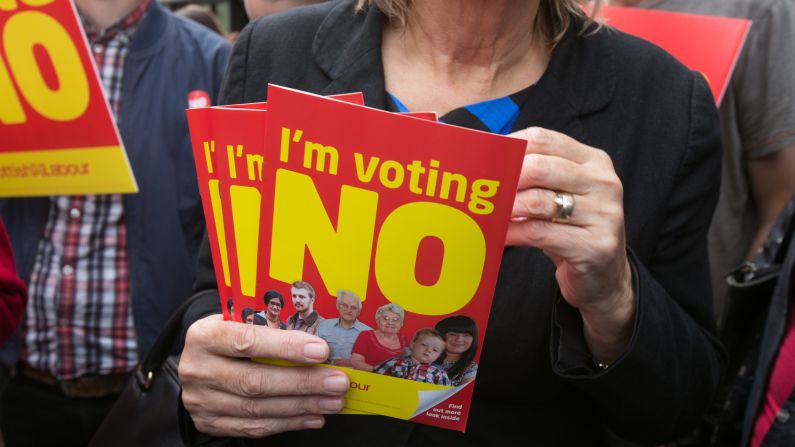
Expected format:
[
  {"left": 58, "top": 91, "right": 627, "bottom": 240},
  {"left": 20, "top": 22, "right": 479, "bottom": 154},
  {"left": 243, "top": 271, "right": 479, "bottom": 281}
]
[
  {"left": 674, "top": 197, "right": 795, "bottom": 447},
  {"left": 721, "top": 198, "right": 795, "bottom": 364},
  {"left": 89, "top": 294, "right": 202, "bottom": 447}
]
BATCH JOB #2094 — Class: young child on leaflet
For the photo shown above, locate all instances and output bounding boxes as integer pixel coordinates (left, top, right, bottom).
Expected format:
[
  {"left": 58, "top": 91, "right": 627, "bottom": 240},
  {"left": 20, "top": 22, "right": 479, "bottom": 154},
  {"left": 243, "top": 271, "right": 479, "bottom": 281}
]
[{"left": 373, "top": 328, "right": 451, "bottom": 386}]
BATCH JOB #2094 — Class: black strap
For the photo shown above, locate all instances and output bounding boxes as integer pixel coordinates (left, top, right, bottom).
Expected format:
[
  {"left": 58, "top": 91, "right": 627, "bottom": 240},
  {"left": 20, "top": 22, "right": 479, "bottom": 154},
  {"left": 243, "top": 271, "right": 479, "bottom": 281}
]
[{"left": 135, "top": 292, "right": 208, "bottom": 389}]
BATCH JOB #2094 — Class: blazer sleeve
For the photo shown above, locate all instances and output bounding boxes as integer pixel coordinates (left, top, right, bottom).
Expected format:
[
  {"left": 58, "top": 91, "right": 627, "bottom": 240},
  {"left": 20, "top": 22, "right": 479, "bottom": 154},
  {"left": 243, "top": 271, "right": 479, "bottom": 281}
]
[
  {"left": 181, "top": 20, "right": 259, "bottom": 332},
  {"left": 550, "top": 73, "right": 726, "bottom": 444},
  {"left": 218, "top": 23, "right": 254, "bottom": 106}
]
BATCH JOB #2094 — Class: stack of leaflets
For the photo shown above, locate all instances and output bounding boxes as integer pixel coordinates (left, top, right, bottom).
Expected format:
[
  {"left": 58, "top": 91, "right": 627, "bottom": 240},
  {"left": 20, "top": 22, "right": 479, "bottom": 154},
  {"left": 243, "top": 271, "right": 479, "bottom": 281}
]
[{"left": 186, "top": 84, "right": 525, "bottom": 431}]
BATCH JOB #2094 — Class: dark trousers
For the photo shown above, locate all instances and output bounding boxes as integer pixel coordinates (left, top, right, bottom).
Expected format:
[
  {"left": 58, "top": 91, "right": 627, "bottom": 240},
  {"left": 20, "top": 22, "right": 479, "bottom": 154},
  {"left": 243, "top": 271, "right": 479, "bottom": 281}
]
[{"left": 0, "top": 372, "right": 119, "bottom": 447}]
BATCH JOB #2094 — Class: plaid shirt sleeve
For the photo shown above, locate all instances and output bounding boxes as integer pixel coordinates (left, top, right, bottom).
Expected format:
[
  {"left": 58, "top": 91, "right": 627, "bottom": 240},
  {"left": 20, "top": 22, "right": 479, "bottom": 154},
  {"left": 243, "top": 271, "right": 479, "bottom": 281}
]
[{"left": 373, "top": 356, "right": 400, "bottom": 375}]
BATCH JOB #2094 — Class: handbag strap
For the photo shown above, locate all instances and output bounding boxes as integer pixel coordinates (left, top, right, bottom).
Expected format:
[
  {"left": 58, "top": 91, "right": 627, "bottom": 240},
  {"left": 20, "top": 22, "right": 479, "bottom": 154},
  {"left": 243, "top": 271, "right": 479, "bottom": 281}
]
[
  {"left": 730, "top": 197, "right": 795, "bottom": 283},
  {"left": 136, "top": 292, "right": 207, "bottom": 389},
  {"left": 756, "top": 198, "right": 795, "bottom": 267}
]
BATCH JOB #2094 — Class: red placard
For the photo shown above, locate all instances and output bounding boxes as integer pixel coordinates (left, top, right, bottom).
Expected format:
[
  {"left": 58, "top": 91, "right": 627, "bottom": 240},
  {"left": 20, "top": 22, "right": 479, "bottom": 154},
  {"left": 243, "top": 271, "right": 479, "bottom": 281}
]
[
  {"left": 0, "top": 0, "right": 135, "bottom": 196},
  {"left": 602, "top": 5, "right": 750, "bottom": 105}
]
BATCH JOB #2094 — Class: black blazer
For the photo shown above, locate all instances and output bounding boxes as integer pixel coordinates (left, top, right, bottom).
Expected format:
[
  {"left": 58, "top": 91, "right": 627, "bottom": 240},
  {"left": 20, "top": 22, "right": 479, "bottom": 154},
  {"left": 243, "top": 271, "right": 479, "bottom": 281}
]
[{"left": 184, "top": 1, "right": 726, "bottom": 445}]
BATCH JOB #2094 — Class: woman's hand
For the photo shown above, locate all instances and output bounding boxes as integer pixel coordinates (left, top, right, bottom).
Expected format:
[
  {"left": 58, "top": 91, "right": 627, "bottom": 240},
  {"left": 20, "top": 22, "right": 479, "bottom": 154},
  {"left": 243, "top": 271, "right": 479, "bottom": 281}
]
[
  {"left": 349, "top": 353, "right": 373, "bottom": 371},
  {"left": 179, "top": 315, "right": 349, "bottom": 438},
  {"left": 506, "top": 127, "right": 635, "bottom": 364}
]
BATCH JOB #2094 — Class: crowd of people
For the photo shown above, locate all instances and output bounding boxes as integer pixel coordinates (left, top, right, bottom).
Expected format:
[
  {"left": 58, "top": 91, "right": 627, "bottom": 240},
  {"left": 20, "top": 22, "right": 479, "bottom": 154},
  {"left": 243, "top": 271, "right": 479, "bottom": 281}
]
[{"left": 1, "top": 0, "right": 794, "bottom": 446}]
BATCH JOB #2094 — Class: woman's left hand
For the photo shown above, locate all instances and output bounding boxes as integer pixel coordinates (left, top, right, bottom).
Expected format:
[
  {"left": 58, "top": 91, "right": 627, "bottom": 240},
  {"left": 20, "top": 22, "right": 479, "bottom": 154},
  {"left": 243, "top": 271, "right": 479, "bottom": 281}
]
[{"left": 506, "top": 127, "right": 635, "bottom": 364}]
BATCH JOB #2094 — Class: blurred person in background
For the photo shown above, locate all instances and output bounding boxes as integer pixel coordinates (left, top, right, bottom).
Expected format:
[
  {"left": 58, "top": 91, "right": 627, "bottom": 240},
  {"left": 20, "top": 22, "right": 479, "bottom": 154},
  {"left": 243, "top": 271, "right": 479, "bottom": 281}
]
[
  {"left": 176, "top": 3, "right": 225, "bottom": 35},
  {"left": 0, "top": 219, "right": 26, "bottom": 346},
  {"left": 0, "top": 0, "right": 229, "bottom": 444},
  {"left": 243, "top": 0, "right": 325, "bottom": 20},
  {"left": 609, "top": 0, "right": 795, "bottom": 332}
]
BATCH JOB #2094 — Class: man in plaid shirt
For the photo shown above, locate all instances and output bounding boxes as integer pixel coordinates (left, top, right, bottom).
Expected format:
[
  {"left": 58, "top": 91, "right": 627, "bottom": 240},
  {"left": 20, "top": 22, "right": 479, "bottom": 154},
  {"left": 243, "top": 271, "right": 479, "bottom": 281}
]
[
  {"left": 0, "top": 0, "right": 229, "bottom": 444},
  {"left": 374, "top": 328, "right": 451, "bottom": 386}
]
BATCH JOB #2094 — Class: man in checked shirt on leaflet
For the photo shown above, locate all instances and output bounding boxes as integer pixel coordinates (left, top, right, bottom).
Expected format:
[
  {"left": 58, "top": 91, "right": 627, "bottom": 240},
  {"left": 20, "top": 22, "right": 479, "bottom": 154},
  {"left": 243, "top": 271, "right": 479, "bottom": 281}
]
[{"left": 0, "top": 0, "right": 229, "bottom": 444}]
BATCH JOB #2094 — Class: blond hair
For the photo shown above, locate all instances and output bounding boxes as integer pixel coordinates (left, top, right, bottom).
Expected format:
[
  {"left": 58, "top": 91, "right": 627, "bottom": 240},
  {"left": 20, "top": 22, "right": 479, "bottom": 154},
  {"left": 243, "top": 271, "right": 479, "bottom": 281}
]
[{"left": 354, "top": 0, "right": 602, "bottom": 47}]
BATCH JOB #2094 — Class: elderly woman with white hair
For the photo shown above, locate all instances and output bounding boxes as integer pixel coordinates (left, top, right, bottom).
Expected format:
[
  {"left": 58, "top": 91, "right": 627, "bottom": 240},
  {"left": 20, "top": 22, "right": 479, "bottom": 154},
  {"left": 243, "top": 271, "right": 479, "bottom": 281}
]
[
  {"left": 178, "top": 0, "right": 725, "bottom": 444},
  {"left": 349, "top": 303, "right": 409, "bottom": 371}
]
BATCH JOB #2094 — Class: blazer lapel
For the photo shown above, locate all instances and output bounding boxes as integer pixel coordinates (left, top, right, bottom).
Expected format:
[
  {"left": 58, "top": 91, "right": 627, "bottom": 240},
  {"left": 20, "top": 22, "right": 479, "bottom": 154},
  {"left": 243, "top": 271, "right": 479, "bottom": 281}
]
[
  {"left": 512, "top": 22, "right": 616, "bottom": 143},
  {"left": 312, "top": 1, "right": 388, "bottom": 110}
]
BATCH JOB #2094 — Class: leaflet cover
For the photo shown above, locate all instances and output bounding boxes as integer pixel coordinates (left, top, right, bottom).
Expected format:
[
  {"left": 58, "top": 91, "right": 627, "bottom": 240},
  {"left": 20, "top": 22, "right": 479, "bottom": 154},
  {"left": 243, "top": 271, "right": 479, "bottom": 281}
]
[{"left": 187, "top": 85, "right": 525, "bottom": 431}]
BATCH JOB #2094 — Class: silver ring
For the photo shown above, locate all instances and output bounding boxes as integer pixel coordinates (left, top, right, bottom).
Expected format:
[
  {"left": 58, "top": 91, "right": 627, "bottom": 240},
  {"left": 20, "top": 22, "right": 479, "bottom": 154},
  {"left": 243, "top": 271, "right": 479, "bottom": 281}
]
[{"left": 552, "top": 191, "right": 574, "bottom": 224}]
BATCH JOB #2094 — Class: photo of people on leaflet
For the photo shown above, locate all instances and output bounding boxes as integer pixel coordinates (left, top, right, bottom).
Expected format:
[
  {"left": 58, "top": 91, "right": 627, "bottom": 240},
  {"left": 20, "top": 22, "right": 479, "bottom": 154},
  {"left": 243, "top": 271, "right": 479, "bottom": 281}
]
[
  {"left": 373, "top": 328, "right": 451, "bottom": 386},
  {"left": 316, "top": 290, "right": 372, "bottom": 366},
  {"left": 228, "top": 278, "right": 481, "bottom": 389},
  {"left": 255, "top": 290, "right": 287, "bottom": 329}
]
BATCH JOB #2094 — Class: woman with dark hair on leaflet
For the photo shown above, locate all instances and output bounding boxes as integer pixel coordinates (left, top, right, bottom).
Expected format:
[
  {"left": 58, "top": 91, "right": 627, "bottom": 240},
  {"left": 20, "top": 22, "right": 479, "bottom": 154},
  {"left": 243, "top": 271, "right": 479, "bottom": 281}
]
[
  {"left": 177, "top": 0, "right": 725, "bottom": 444},
  {"left": 434, "top": 316, "right": 478, "bottom": 387}
]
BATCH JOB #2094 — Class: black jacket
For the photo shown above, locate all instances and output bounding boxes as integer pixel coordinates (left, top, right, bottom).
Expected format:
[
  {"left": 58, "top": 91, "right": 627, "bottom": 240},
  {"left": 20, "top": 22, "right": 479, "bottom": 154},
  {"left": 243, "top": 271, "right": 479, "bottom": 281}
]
[{"left": 182, "top": 1, "right": 725, "bottom": 445}]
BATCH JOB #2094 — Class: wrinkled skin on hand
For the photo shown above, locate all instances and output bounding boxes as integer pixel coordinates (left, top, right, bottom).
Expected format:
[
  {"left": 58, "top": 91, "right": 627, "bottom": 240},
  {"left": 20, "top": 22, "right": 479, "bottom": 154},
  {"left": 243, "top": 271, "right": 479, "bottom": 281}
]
[
  {"left": 179, "top": 315, "right": 349, "bottom": 438},
  {"left": 506, "top": 127, "right": 635, "bottom": 363}
]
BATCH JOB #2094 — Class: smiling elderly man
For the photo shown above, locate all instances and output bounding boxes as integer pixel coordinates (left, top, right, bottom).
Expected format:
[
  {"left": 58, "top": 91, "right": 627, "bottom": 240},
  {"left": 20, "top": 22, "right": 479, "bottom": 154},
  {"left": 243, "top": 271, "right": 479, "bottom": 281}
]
[{"left": 316, "top": 290, "right": 373, "bottom": 366}]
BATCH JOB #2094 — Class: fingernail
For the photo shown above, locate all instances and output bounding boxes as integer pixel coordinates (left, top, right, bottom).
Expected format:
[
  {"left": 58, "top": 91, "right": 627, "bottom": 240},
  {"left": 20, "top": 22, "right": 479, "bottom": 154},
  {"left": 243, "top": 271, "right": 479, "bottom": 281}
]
[
  {"left": 529, "top": 127, "right": 549, "bottom": 144},
  {"left": 318, "top": 398, "right": 344, "bottom": 412},
  {"left": 303, "top": 342, "right": 327, "bottom": 361},
  {"left": 323, "top": 374, "right": 349, "bottom": 394},
  {"left": 303, "top": 417, "right": 324, "bottom": 429}
]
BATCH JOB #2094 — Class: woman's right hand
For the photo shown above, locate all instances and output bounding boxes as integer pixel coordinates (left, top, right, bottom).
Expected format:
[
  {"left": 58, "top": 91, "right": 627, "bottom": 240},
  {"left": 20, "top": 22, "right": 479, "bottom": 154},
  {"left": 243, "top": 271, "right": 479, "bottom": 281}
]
[{"left": 179, "top": 315, "right": 350, "bottom": 438}]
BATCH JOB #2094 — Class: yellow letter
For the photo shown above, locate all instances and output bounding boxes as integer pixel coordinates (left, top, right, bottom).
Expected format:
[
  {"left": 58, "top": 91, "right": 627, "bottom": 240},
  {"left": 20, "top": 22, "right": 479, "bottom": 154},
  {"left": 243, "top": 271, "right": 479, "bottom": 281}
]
[
  {"left": 0, "top": 50, "right": 25, "bottom": 124},
  {"left": 378, "top": 160, "right": 404, "bottom": 189},
  {"left": 0, "top": 0, "right": 17, "bottom": 12},
  {"left": 230, "top": 185, "right": 261, "bottom": 297},
  {"left": 3, "top": 11, "right": 89, "bottom": 122},
  {"left": 20, "top": 0, "right": 55, "bottom": 6},
  {"left": 353, "top": 153, "right": 379, "bottom": 183},
  {"left": 375, "top": 202, "right": 485, "bottom": 315},
  {"left": 468, "top": 179, "right": 499, "bottom": 215},
  {"left": 203, "top": 141, "right": 215, "bottom": 174},
  {"left": 269, "top": 169, "right": 378, "bottom": 299},
  {"left": 303, "top": 141, "right": 339, "bottom": 175},
  {"left": 439, "top": 172, "right": 467, "bottom": 203},
  {"left": 208, "top": 180, "right": 231, "bottom": 287},
  {"left": 246, "top": 153, "right": 264, "bottom": 181}
]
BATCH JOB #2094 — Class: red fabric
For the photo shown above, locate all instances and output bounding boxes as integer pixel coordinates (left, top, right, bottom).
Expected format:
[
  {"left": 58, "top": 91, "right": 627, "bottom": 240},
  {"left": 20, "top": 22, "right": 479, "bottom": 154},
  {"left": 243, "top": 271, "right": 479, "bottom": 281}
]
[
  {"left": 351, "top": 330, "right": 408, "bottom": 367},
  {"left": 752, "top": 297, "right": 795, "bottom": 447},
  {"left": 0, "top": 219, "right": 27, "bottom": 344}
]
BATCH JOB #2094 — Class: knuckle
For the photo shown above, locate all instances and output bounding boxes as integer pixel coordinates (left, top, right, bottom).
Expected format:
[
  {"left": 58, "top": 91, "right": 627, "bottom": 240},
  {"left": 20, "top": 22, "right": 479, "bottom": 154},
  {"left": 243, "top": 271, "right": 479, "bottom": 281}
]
[
  {"left": 523, "top": 220, "right": 550, "bottom": 245},
  {"left": 595, "top": 234, "right": 619, "bottom": 255},
  {"left": 595, "top": 148, "right": 613, "bottom": 166},
  {"left": 249, "top": 419, "right": 282, "bottom": 438},
  {"left": 275, "top": 334, "right": 297, "bottom": 359},
  {"left": 180, "top": 390, "right": 201, "bottom": 411},
  {"left": 523, "top": 154, "right": 550, "bottom": 181},
  {"left": 185, "top": 319, "right": 211, "bottom": 344},
  {"left": 290, "top": 398, "right": 312, "bottom": 416},
  {"left": 237, "top": 368, "right": 265, "bottom": 397},
  {"left": 611, "top": 181, "right": 624, "bottom": 200},
  {"left": 516, "top": 190, "right": 549, "bottom": 217},
  {"left": 178, "top": 358, "right": 201, "bottom": 383},
  {"left": 196, "top": 416, "right": 224, "bottom": 437},
  {"left": 239, "top": 397, "right": 261, "bottom": 419},
  {"left": 528, "top": 190, "right": 550, "bottom": 215},
  {"left": 231, "top": 323, "right": 257, "bottom": 355},
  {"left": 296, "top": 368, "right": 319, "bottom": 394}
]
